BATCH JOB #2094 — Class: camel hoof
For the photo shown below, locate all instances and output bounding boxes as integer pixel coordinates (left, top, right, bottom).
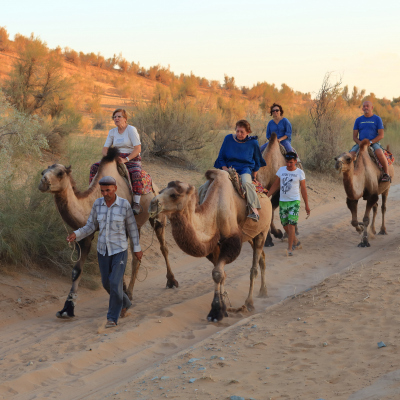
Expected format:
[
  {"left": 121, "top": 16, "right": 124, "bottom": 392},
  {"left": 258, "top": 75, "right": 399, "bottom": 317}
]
[
  {"left": 258, "top": 289, "right": 268, "bottom": 298},
  {"left": 378, "top": 230, "right": 388, "bottom": 235},
  {"left": 358, "top": 241, "right": 370, "bottom": 248},
  {"left": 264, "top": 240, "right": 274, "bottom": 247},
  {"left": 56, "top": 311, "right": 74, "bottom": 319},
  {"left": 166, "top": 279, "right": 179, "bottom": 288},
  {"left": 274, "top": 230, "right": 283, "bottom": 239}
]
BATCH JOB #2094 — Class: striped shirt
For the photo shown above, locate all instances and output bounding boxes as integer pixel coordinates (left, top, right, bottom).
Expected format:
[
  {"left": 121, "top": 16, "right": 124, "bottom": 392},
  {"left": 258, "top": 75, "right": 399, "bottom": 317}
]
[{"left": 74, "top": 195, "right": 141, "bottom": 255}]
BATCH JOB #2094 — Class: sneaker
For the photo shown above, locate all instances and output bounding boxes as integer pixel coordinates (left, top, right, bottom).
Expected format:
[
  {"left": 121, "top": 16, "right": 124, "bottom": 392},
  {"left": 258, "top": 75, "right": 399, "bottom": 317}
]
[
  {"left": 247, "top": 213, "right": 259, "bottom": 222},
  {"left": 105, "top": 320, "right": 117, "bottom": 328},
  {"left": 286, "top": 250, "right": 293, "bottom": 257},
  {"left": 132, "top": 202, "right": 142, "bottom": 215},
  {"left": 381, "top": 173, "right": 391, "bottom": 183}
]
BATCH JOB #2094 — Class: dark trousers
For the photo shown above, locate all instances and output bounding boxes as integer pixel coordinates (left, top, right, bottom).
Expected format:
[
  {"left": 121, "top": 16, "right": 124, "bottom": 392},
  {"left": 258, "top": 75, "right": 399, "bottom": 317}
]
[{"left": 97, "top": 250, "right": 131, "bottom": 323}]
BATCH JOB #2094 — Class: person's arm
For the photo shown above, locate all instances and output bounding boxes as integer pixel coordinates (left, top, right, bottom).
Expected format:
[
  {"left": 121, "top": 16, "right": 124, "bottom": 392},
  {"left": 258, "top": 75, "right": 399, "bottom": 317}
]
[
  {"left": 102, "top": 147, "right": 109, "bottom": 156},
  {"left": 267, "top": 176, "right": 280, "bottom": 198},
  {"left": 300, "top": 180, "right": 310, "bottom": 215},
  {"left": 120, "top": 145, "right": 142, "bottom": 164},
  {"left": 67, "top": 205, "right": 98, "bottom": 242},
  {"left": 125, "top": 204, "right": 142, "bottom": 260},
  {"left": 353, "top": 130, "right": 361, "bottom": 145},
  {"left": 278, "top": 119, "right": 292, "bottom": 142},
  {"left": 266, "top": 122, "right": 271, "bottom": 140},
  {"left": 372, "top": 129, "right": 384, "bottom": 144},
  {"left": 103, "top": 130, "right": 114, "bottom": 156},
  {"left": 214, "top": 136, "right": 229, "bottom": 170}
]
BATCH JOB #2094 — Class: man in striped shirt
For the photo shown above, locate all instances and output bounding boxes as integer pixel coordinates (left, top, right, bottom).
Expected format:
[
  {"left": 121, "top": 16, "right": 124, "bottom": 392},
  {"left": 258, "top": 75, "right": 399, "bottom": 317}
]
[{"left": 67, "top": 176, "right": 142, "bottom": 328}]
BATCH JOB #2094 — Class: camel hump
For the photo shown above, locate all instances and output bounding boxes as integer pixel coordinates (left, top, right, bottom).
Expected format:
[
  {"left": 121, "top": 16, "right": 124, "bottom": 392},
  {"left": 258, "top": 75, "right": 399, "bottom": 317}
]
[
  {"left": 359, "top": 139, "right": 370, "bottom": 152},
  {"left": 101, "top": 147, "right": 120, "bottom": 164},
  {"left": 205, "top": 169, "right": 226, "bottom": 181},
  {"left": 269, "top": 132, "right": 278, "bottom": 143}
]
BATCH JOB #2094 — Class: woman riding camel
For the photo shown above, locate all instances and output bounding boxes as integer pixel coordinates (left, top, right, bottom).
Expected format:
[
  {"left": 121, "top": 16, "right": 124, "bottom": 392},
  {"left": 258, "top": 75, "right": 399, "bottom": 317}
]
[
  {"left": 260, "top": 103, "right": 293, "bottom": 153},
  {"left": 90, "top": 109, "right": 142, "bottom": 214},
  {"left": 214, "top": 119, "right": 266, "bottom": 221}
]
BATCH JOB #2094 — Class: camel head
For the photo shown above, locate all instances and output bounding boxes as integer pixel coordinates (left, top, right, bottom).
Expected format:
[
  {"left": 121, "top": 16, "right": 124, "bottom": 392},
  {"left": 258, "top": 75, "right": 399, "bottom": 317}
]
[
  {"left": 38, "top": 164, "right": 72, "bottom": 193},
  {"left": 334, "top": 153, "right": 356, "bottom": 174},
  {"left": 149, "top": 181, "right": 196, "bottom": 218}
]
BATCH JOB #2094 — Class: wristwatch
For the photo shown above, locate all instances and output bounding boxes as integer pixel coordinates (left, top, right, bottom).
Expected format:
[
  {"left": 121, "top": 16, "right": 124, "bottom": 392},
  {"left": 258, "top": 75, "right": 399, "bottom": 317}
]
[{"left": 126, "top": 157, "right": 130, "bottom": 162}]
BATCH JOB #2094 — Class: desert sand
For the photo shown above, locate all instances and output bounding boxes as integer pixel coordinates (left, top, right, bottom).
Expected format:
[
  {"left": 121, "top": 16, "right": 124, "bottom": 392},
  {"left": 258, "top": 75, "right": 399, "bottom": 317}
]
[{"left": 1, "top": 162, "right": 400, "bottom": 400}]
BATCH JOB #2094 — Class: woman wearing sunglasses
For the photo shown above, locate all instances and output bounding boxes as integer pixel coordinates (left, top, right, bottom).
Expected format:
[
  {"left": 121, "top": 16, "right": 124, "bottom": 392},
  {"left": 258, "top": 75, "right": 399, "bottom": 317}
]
[{"left": 260, "top": 103, "right": 293, "bottom": 153}]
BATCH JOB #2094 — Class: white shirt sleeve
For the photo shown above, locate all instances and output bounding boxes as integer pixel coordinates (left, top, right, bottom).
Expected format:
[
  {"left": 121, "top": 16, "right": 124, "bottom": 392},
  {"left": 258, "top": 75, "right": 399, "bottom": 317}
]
[
  {"left": 299, "top": 169, "right": 306, "bottom": 181},
  {"left": 127, "top": 126, "right": 141, "bottom": 146},
  {"left": 104, "top": 129, "right": 114, "bottom": 148}
]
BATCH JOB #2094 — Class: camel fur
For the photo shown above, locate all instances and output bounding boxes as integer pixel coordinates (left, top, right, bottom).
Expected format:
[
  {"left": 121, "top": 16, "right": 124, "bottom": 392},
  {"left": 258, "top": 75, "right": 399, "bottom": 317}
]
[
  {"left": 38, "top": 147, "right": 178, "bottom": 319},
  {"left": 334, "top": 139, "right": 394, "bottom": 247},
  {"left": 148, "top": 169, "right": 272, "bottom": 322},
  {"left": 257, "top": 132, "right": 287, "bottom": 246}
]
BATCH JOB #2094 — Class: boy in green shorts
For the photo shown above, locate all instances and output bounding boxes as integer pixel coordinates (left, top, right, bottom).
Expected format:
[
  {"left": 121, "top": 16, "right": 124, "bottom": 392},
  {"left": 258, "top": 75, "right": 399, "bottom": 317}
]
[{"left": 268, "top": 152, "right": 310, "bottom": 256}]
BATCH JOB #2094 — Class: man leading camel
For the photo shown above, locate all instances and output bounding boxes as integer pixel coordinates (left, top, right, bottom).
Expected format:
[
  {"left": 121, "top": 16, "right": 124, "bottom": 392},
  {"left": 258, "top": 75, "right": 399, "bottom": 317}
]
[
  {"left": 67, "top": 176, "right": 143, "bottom": 328},
  {"left": 268, "top": 152, "right": 310, "bottom": 256},
  {"left": 350, "top": 100, "right": 391, "bottom": 182}
]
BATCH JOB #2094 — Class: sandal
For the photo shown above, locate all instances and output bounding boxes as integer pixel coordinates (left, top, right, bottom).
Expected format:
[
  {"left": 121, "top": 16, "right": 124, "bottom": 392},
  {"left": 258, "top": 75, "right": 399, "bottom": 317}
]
[
  {"left": 247, "top": 213, "right": 259, "bottom": 222},
  {"left": 292, "top": 241, "right": 302, "bottom": 250},
  {"left": 286, "top": 250, "right": 293, "bottom": 257},
  {"left": 105, "top": 320, "right": 117, "bottom": 328},
  {"left": 132, "top": 202, "right": 142, "bottom": 215},
  {"left": 381, "top": 173, "right": 391, "bottom": 183}
]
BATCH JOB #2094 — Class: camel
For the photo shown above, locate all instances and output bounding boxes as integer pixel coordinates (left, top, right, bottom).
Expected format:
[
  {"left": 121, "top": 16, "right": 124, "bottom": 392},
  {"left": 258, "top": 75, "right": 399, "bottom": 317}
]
[
  {"left": 148, "top": 169, "right": 272, "bottom": 322},
  {"left": 38, "top": 147, "right": 178, "bottom": 319},
  {"left": 257, "top": 132, "right": 286, "bottom": 246},
  {"left": 334, "top": 139, "right": 394, "bottom": 247}
]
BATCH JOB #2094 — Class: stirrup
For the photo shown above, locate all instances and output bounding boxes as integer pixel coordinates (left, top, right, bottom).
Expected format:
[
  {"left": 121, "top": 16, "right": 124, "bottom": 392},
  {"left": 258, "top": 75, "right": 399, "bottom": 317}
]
[{"left": 381, "top": 173, "right": 391, "bottom": 183}]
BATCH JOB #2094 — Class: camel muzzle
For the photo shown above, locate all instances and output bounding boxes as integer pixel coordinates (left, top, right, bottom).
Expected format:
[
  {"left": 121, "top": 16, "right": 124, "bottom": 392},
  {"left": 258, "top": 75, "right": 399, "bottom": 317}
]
[
  {"left": 148, "top": 198, "right": 162, "bottom": 218},
  {"left": 38, "top": 177, "right": 50, "bottom": 192}
]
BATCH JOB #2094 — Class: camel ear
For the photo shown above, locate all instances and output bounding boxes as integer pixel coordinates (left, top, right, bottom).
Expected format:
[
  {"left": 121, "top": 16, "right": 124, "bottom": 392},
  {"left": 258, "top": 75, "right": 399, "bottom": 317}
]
[
  {"left": 187, "top": 185, "right": 195, "bottom": 195},
  {"left": 65, "top": 165, "right": 72, "bottom": 174}
]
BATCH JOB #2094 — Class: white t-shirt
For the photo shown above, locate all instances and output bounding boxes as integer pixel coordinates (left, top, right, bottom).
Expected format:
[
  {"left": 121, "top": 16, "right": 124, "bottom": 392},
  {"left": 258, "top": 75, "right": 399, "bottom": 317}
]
[
  {"left": 104, "top": 125, "right": 141, "bottom": 154},
  {"left": 276, "top": 166, "right": 305, "bottom": 201}
]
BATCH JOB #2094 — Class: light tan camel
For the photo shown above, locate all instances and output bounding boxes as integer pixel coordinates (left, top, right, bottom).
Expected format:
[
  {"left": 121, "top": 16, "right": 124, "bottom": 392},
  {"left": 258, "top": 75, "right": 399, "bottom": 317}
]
[
  {"left": 38, "top": 147, "right": 178, "bottom": 319},
  {"left": 148, "top": 169, "right": 272, "bottom": 322},
  {"left": 257, "top": 132, "right": 286, "bottom": 246},
  {"left": 334, "top": 139, "right": 394, "bottom": 247}
]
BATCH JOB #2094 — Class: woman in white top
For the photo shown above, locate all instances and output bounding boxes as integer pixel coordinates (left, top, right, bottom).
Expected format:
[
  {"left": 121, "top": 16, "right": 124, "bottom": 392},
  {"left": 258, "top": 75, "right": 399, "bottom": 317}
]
[{"left": 90, "top": 109, "right": 142, "bottom": 214}]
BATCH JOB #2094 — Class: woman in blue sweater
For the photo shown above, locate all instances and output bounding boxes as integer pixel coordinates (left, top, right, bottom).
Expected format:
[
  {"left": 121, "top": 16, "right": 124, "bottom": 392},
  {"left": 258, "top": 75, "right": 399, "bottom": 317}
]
[
  {"left": 260, "top": 103, "right": 293, "bottom": 153},
  {"left": 214, "top": 120, "right": 266, "bottom": 221}
]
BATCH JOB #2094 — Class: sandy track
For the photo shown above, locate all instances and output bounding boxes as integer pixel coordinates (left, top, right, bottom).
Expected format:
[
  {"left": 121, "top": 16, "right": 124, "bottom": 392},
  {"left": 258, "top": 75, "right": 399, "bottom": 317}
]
[{"left": 1, "top": 184, "right": 399, "bottom": 400}]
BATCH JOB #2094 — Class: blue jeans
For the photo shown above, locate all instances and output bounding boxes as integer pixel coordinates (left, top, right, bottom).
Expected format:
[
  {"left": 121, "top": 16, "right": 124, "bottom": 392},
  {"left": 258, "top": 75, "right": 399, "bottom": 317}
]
[
  {"left": 98, "top": 250, "right": 131, "bottom": 323},
  {"left": 260, "top": 139, "right": 293, "bottom": 153},
  {"left": 350, "top": 142, "right": 383, "bottom": 153}
]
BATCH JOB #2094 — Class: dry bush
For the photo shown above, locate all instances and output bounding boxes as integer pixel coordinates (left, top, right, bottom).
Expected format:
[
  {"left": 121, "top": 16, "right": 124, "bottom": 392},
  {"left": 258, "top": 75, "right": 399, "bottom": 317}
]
[
  {"left": 0, "top": 26, "right": 10, "bottom": 51},
  {"left": 131, "top": 96, "right": 218, "bottom": 166},
  {"left": 64, "top": 47, "right": 80, "bottom": 66}
]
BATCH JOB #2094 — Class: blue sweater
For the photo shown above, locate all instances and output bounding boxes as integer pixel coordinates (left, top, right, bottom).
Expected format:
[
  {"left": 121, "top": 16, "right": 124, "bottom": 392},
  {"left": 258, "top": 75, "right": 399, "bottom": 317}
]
[
  {"left": 266, "top": 118, "right": 292, "bottom": 141},
  {"left": 214, "top": 134, "right": 266, "bottom": 175}
]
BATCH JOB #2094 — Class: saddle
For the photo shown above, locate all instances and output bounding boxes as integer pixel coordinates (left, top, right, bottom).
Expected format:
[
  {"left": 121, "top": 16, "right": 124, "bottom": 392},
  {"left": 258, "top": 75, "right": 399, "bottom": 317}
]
[
  {"left": 116, "top": 163, "right": 154, "bottom": 206},
  {"left": 366, "top": 147, "right": 394, "bottom": 171},
  {"left": 227, "top": 168, "right": 268, "bottom": 199}
]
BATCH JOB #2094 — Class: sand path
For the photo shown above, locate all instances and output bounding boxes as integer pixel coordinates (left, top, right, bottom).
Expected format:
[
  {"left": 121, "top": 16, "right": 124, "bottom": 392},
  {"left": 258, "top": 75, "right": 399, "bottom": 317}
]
[{"left": 1, "top": 183, "right": 399, "bottom": 400}]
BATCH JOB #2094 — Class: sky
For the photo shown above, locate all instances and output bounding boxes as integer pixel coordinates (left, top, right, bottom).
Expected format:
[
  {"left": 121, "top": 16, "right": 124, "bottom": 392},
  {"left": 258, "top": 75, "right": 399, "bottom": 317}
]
[{"left": 2, "top": 0, "right": 400, "bottom": 99}]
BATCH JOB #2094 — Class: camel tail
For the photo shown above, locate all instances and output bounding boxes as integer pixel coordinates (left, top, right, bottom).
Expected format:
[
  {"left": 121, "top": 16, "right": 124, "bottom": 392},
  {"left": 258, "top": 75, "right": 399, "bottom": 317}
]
[{"left": 101, "top": 147, "right": 120, "bottom": 164}]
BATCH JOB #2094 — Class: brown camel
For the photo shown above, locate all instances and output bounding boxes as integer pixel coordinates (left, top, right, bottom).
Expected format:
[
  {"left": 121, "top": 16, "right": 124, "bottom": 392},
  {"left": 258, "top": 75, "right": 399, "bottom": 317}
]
[
  {"left": 257, "top": 132, "right": 286, "bottom": 246},
  {"left": 334, "top": 139, "right": 394, "bottom": 247},
  {"left": 38, "top": 147, "right": 178, "bottom": 319},
  {"left": 148, "top": 169, "right": 272, "bottom": 322}
]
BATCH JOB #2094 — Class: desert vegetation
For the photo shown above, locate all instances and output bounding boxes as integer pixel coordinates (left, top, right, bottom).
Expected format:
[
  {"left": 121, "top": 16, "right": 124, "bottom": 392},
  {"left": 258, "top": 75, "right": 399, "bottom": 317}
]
[{"left": 0, "top": 26, "right": 399, "bottom": 269}]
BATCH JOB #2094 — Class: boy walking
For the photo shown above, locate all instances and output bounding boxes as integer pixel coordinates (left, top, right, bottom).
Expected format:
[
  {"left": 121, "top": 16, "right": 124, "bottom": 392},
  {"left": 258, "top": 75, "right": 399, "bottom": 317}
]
[{"left": 268, "top": 152, "right": 310, "bottom": 256}]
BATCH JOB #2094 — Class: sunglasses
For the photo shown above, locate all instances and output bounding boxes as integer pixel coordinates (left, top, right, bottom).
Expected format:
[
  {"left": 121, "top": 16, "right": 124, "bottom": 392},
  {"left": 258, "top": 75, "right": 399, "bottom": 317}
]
[{"left": 272, "top": 109, "right": 280, "bottom": 112}]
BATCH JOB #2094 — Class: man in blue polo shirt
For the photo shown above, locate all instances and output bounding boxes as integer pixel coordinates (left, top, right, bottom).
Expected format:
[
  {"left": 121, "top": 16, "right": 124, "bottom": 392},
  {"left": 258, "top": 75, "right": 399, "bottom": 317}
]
[{"left": 349, "top": 101, "right": 390, "bottom": 182}]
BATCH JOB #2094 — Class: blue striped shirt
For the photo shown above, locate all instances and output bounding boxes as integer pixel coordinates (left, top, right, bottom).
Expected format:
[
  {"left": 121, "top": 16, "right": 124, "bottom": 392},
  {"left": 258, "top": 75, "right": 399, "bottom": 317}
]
[{"left": 74, "top": 195, "right": 141, "bottom": 255}]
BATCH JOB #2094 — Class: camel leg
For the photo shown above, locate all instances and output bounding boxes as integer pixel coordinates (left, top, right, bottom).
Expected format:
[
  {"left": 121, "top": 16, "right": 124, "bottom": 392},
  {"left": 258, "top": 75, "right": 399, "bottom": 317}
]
[
  {"left": 346, "top": 198, "right": 363, "bottom": 233},
  {"left": 250, "top": 239, "right": 268, "bottom": 297},
  {"left": 207, "top": 234, "right": 241, "bottom": 322},
  {"left": 358, "top": 194, "right": 379, "bottom": 248},
  {"left": 370, "top": 201, "right": 378, "bottom": 235},
  {"left": 265, "top": 196, "right": 282, "bottom": 247},
  {"left": 244, "top": 233, "right": 265, "bottom": 311},
  {"left": 56, "top": 234, "right": 94, "bottom": 318},
  {"left": 378, "top": 189, "right": 389, "bottom": 235},
  {"left": 150, "top": 215, "right": 178, "bottom": 288}
]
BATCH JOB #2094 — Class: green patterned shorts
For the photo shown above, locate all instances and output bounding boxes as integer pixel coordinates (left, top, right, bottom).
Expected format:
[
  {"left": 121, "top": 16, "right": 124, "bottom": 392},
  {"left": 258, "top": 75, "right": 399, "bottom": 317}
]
[{"left": 279, "top": 200, "right": 300, "bottom": 226}]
